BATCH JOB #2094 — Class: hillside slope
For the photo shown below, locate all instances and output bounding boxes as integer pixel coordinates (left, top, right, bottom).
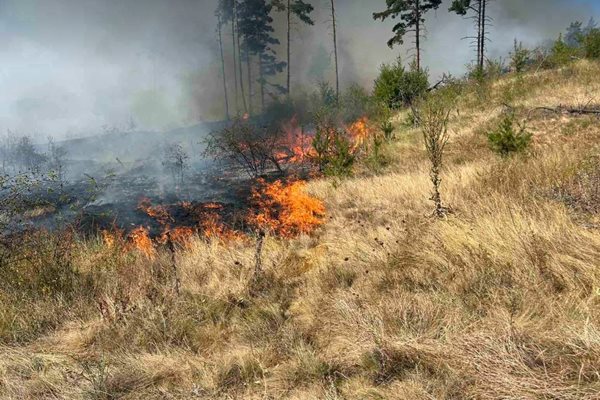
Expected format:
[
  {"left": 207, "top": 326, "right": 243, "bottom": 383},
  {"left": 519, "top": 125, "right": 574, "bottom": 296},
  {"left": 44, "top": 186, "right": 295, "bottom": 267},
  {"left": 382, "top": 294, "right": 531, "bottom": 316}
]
[{"left": 2, "top": 61, "right": 600, "bottom": 399}]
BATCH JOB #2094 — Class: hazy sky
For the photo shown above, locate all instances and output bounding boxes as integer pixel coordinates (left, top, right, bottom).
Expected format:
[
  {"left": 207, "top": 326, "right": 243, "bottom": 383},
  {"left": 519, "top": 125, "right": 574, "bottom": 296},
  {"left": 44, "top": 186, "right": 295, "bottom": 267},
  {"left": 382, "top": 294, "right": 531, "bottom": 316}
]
[{"left": 0, "top": 0, "right": 598, "bottom": 139}]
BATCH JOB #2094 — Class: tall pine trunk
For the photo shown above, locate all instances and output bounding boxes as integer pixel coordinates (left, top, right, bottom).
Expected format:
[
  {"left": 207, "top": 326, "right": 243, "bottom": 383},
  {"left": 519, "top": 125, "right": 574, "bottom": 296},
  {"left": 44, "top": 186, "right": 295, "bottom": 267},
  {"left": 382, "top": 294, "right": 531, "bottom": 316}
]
[
  {"left": 236, "top": 12, "right": 248, "bottom": 114},
  {"left": 259, "top": 56, "right": 265, "bottom": 112},
  {"left": 479, "top": 0, "right": 486, "bottom": 71},
  {"left": 330, "top": 0, "right": 339, "bottom": 100},
  {"left": 231, "top": 10, "right": 239, "bottom": 115},
  {"left": 415, "top": 0, "right": 421, "bottom": 70},
  {"left": 218, "top": 15, "right": 230, "bottom": 120},
  {"left": 476, "top": 0, "right": 482, "bottom": 70},
  {"left": 247, "top": 56, "right": 253, "bottom": 116},
  {"left": 286, "top": 0, "right": 291, "bottom": 97}
]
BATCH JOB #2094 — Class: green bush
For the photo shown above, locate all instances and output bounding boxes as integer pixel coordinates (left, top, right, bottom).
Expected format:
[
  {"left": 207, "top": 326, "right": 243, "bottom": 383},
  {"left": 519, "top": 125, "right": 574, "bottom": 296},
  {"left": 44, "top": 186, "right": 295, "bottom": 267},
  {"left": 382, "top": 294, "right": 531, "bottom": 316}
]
[
  {"left": 317, "top": 81, "right": 338, "bottom": 108},
  {"left": 584, "top": 29, "right": 600, "bottom": 59},
  {"left": 550, "top": 34, "right": 581, "bottom": 66},
  {"left": 510, "top": 39, "right": 530, "bottom": 73},
  {"left": 373, "top": 58, "right": 428, "bottom": 109},
  {"left": 311, "top": 112, "right": 355, "bottom": 177},
  {"left": 487, "top": 114, "right": 532, "bottom": 157},
  {"left": 325, "top": 132, "right": 355, "bottom": 177},
  {"left": 340, "top": 84, "right": 374, "bottom": 123}
]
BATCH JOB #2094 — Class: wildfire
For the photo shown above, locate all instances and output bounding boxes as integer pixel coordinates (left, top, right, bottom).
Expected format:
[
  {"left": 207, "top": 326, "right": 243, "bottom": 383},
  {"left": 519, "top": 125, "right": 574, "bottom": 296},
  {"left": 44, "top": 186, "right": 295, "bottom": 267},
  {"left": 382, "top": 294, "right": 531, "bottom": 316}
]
[
  {"left": 202, "top": 202, "right": 225, "bottom": 210},
  {"left": 202, "top": 213, "right": 244, "bottom": 241},
  {"left": 276, "top": 116, "right": 316, "bottom": 165},
  {"left": 127, "top": 226, "right": 157, "bottom": 259},
  {"left": 160, "top": 226, "right": 196, "bottom": 248},
  {"left": 101, "top": 176, "right": 327, "bottom": 254},
  {"left": 101, "top": 229, "right": 120, "bottom": 248},
  {"left": 137, "top": 197, "right": 242, "bottom": 243},
  {"left": 138, "top": 197, "right": 172, "bottom": 225},
  {"left": 347, "top": 116, "right": 371, "bottom": 152},
  {"left": 249, "top": 179, "right": 325, "bottom": 238}
]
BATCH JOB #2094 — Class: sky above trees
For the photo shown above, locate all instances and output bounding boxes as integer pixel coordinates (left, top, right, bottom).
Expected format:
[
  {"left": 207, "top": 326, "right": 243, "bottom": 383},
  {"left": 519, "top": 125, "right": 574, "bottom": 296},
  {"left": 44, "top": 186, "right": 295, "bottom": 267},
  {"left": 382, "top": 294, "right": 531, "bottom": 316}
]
[{"left": 0, "top": 0, "right": 598, "bottom": 138}]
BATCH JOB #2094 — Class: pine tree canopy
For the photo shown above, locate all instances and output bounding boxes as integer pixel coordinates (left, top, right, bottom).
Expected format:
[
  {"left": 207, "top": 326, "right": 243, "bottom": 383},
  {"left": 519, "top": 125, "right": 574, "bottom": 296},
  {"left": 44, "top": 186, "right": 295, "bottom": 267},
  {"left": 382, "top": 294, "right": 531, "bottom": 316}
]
[
  {"left": 216, "top": 0, "right": 235, "bottom": 25},
  {"left": 272, "top": 0, "right": 314, "bottom": 25},
  {"left": 373, "top": 0, "right": 442, "bottom": 48},
  {"left": 449, "top": 0, "right": 472, "bottom": 15},
  {"left": 237, "top": 0, "right": 279, "bottom": 56}
]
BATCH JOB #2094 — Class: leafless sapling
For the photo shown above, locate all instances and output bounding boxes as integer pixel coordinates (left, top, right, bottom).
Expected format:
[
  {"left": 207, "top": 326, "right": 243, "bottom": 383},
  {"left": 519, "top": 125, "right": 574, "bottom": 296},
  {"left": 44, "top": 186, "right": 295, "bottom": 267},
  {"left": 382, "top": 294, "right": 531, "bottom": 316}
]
[
  {"left": 162, "top": 143, "right": 189, "bottom": 187},
  {"left": 418, "top": 96, "right": 453, "bottom": 217}
]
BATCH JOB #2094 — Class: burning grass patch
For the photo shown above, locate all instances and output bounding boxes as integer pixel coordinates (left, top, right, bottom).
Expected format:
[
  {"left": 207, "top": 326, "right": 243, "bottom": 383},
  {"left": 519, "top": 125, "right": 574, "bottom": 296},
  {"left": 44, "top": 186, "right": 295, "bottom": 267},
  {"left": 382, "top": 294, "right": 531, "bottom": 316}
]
[{"left": 248, "top": 179, "right": 326, "bottom": 238}]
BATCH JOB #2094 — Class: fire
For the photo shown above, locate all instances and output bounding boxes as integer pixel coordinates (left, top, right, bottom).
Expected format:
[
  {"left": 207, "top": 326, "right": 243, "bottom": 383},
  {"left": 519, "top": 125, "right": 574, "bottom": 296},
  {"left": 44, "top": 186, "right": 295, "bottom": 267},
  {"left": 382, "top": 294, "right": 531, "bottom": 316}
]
[
  {"left": 100, "top": 230, "right": 117, "bottom": 248},
  {"left": 100, "top": 226, "right": 125, "bottom": 249},
  {"left": 276, "top": 116, "right": 316, "bottom": 164},
  {"left": 137, "top": 197, "right": 242, "bottom": 243},
  {"left": 138, "top": 197, "right": 172, "bottom": 225},
  {"left": 202, "top": 202, "right": 225, "bottom": 210},
  {"left": 201, "top": 212, "right": 244, "bottom": 241},
  {"left": 160, "top": 226, "right": 196, "bottom": 248},
  {"left": 346, "top": 116, "right": 371, "bottom": 152},
  {"left": 127, "top": 226, "right": 157, "bottom": 259},
  {"left": 249, "top": 179, "right": 325, "bottom": 238}
]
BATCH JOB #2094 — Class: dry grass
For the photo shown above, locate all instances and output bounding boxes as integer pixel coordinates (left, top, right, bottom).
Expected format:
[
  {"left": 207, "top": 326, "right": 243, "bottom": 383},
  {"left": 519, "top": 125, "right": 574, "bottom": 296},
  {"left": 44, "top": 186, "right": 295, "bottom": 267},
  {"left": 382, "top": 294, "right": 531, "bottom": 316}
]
[{"left": 2, "top": 61, "right": 600, "bottom": 399}]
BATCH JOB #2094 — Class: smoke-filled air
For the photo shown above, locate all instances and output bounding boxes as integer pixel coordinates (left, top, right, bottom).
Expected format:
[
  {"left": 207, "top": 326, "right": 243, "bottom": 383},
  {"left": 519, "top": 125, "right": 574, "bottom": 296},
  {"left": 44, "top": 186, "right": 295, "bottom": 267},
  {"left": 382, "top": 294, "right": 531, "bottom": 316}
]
[{"left": 1, "top": 0, "right": 600, "bottom": 398}]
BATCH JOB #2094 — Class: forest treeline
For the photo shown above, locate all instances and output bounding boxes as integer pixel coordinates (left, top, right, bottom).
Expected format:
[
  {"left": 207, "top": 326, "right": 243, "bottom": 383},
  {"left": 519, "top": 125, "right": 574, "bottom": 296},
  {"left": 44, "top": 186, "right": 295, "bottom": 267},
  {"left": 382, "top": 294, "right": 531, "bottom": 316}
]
[{"left": 215, "top": 0, "right": 600, "bottom": 120}]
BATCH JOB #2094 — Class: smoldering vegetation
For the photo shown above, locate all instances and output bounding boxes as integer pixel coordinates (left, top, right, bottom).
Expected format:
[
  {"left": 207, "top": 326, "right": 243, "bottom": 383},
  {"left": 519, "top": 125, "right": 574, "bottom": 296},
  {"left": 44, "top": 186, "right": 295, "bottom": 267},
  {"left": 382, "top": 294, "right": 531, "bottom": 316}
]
[{"left": 0, "top": 121, "right": 244, "bottom": 235}]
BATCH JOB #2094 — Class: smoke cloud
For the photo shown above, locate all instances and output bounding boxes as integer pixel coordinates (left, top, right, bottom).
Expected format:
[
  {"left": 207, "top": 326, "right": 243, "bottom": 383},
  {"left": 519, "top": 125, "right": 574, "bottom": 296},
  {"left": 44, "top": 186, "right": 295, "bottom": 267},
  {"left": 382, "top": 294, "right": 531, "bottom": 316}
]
[{"left": 0, "top": 0, "right": 597, "bottom": 139}]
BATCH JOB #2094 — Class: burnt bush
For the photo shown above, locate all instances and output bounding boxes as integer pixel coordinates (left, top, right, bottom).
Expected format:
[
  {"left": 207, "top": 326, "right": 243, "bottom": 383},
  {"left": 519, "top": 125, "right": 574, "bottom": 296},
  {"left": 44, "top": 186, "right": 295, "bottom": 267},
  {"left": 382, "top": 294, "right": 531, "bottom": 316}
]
[{"left": 204, "top": 119, "right": 286, "bottom": 178}]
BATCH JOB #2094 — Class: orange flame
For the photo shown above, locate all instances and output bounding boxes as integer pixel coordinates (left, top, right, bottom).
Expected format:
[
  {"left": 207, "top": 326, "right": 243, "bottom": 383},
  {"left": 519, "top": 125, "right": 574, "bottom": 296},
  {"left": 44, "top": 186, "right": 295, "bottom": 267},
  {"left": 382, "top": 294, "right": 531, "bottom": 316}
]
[
  {"left": 249, "top": 179, "right": 325, "bottom": 238},
  {"left": 127, "top": 226, "right": 157, "bottom": 259},
  {"left": 346, "top": 116, "right": 371, "bottom": 152},
  {"left": 138, "top": 197, "right": 172, "bottom": 225},
  {"left": 276, "top": 116, "right": 316, "bottom": 164},
  {"left": 160, "top": 226, "right": 196, "bottom": 248},
  {"left": 201, "top": 212, "right": 244, "bottom": 241},
  {"left": 102, "top": 230, "right": 115, "bottom": 247}
]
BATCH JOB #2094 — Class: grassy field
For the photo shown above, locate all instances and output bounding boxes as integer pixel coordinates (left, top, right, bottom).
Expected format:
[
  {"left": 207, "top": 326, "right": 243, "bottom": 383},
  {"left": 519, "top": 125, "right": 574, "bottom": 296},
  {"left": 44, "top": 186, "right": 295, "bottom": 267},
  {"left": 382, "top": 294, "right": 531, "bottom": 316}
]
[{"left": 2, "top": 61, "right": 600, "bottom": 399}]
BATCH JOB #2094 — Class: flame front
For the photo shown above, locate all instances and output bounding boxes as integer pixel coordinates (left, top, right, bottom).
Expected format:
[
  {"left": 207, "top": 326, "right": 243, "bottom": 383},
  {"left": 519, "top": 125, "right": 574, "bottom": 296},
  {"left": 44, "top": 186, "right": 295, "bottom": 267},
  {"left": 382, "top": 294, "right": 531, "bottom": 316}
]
[
  {"left": 138, "top": 198, "right": 172, "bottom": 225},
  {"left": 160, "top": 226, "right": 196, "bottom": 248},
  {"left": 249, "top": 179, "right": 325, "bottom": 238},
  {"left": 347, "top": 116, "right": 371, "bottom": 152},
  {"left": 276, "top": 116, "right": 316, "bottom": 164},
  {"left": 127, "top": 226, "right": 157, "bottom": 259}
]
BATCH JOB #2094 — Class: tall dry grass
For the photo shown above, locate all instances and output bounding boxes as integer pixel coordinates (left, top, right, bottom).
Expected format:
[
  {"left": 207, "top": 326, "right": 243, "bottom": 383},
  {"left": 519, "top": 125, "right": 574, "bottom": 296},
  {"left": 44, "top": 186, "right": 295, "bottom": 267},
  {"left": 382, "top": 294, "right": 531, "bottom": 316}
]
[{"left": 2, "top": 61, "right": 600, "bottom": 399}]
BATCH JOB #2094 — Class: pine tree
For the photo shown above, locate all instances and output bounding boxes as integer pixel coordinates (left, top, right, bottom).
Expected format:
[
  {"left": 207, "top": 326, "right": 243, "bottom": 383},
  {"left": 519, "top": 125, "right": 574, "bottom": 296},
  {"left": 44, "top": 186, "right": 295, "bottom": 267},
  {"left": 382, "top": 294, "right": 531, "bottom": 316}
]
[
  {"left": 273, "top": 0, "right": 314, "bottom": 97},
  {"left": 330, "top": 0, "right": 339, "bottom": 100},
  {"left": 449, "top": 0, "right": 492, "bottom": 72},
  {"left": 565, "top": 21, "right": 584, "bottom": 47},
  {"left": 215, "top": 7, "right": 230, "bottom": 120},
  {"left": 584, "top": 17, "right": 598, "bottom": 35},
  {"left": 235, "top": 2, "right": 249, "bottom": 114},
  {"left": 373, "top": 0, "right": 442, "bottom": 71},
  {"left": 237, "top": 0, "right": 285, "bottom": 113},
  {"left": 217, "top": 0, "right": 243, "bottom": 115}
]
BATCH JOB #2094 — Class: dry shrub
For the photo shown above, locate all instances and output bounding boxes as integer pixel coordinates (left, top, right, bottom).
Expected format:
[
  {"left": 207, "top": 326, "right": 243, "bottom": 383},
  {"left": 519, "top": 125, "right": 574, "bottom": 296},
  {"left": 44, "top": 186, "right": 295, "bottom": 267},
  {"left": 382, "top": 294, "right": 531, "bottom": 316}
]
[
  {"left": 0, "top": 229, "right": 94, "bottom": 344},
  {"left": 553, "top": 154, "right": 600, "bottom": 215}
]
